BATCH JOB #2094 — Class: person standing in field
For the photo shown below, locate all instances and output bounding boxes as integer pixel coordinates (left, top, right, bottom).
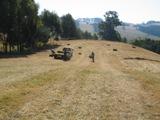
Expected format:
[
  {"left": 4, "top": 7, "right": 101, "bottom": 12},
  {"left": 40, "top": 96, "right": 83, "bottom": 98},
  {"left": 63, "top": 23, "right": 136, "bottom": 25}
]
[{"left": 91, "top": 51, "right": 95, "bottom": 62}]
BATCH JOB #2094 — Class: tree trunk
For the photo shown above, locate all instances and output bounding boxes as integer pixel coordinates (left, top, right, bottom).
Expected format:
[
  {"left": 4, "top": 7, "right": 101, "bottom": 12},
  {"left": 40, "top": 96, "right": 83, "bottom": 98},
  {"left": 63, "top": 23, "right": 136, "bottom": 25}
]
[
  {"left": 18, "top": 44, "right": 20, "bottom": 53},
  {"left": 4, "top": 43, "right": 8, "bottom": 53},
  {"left": 9, "top": 43, "right": 12, "bottom": 53},
  {"left": 20, "top": 42, "right": 23, "bottom": 53}
]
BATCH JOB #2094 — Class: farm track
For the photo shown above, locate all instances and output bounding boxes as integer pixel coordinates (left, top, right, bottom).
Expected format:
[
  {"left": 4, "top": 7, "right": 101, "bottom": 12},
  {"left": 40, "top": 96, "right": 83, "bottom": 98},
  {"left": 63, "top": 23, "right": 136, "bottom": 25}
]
[{"left": 0, "top": 40, "right": 160, "bottom": 120}]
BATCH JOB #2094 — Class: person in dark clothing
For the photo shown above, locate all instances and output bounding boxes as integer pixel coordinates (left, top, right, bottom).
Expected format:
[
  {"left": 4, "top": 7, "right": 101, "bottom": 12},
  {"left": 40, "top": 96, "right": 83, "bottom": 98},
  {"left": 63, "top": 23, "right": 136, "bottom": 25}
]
[{"left": 91, "top": 51, "right": 95, "bottom": 62}]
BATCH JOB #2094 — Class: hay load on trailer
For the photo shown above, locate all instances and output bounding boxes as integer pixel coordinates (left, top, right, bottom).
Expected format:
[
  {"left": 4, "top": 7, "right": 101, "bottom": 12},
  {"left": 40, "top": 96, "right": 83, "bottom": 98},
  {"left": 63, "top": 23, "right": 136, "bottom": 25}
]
[{"left": 52, "top": 47, "right": 73, "bottom": 61}]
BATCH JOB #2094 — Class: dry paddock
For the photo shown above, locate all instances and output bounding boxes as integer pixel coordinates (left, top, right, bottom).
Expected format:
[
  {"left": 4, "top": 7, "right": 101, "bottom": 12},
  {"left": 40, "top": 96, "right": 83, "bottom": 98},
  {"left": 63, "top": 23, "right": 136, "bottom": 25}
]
[{"left": 0, "top": 40, "right": 160, "bottom": 120}]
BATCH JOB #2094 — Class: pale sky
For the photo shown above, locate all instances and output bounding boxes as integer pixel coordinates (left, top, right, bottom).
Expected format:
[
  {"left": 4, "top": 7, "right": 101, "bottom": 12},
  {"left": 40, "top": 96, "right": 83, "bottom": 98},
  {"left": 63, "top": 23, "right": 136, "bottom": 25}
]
[{"left": 35, "top": 0, "right": 160, "bottom": 24}]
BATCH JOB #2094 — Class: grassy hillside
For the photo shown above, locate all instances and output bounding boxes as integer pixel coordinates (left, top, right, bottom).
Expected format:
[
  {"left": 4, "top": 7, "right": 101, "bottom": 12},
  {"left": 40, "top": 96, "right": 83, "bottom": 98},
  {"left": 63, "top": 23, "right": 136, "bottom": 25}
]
[
  {"left": 0, "top": 40, "right": 160, "bottom": 120},
  {"left": 78, "top": 24, "right": 95, "bottom": 33},
  {"left": 138, "top": 25, "right": 160, "bottom": 37},
  {"left": 116, "top": 25, "right": 160, "bottom": 41},
  {"left": 78, "top": 24, "right": 99, "bottom": 34},
  {"left": 77, "top": 21, "right": 160, "bottom": 40}
]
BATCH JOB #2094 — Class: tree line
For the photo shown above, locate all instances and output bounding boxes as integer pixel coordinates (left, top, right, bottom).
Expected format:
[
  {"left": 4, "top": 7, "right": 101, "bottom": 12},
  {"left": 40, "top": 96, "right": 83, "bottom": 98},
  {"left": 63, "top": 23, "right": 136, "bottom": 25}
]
[
  {"left": 1, "top": 0, "right": 159, "bottom": 55},
  {"left": 3, "top": 0, "right": 154, "bottom": 54},
  {"left": 37, "top": 10, "right": 99, "bottom": 40},
  {"left": 132, "top": 38, "right": 160, "bottom": 54},
  {"left": 0, "top": 0, "right": 98, "bottom": 53},
  {"left": 0, "top": 0, "right": 40, "bottom": 53}
]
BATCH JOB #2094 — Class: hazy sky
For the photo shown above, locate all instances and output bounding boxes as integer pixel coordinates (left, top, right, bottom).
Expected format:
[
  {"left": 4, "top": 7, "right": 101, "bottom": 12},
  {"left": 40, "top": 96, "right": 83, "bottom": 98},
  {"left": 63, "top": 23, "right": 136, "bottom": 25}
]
[{"left": 35, "top": 0, "right": 160, "bottom": 23}]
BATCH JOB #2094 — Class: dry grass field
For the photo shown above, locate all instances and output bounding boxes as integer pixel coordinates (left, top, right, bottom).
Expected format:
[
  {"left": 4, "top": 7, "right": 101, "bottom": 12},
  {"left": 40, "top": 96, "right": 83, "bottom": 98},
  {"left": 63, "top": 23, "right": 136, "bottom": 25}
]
[{"left": 0, "top": 40, "right": 160, "bottom": 120}]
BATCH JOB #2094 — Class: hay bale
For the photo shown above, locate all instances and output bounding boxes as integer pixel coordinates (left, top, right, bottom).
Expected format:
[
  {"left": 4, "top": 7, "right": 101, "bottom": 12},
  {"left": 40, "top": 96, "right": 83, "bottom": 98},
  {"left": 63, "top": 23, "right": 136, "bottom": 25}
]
[
  {"left": 113, "top": 49, "right": 118, "bottom": 51},
  {"left": 78, "top": 52, "right": 82, "bottom": 55},
  {"left": 78, "top": 46, "right": 82, "bottom": 49},
  {"left": 132, "top": 45, "right": 136, "bottom": 48},
  {"left": 67, "top": 44, "right": 70, "bottom": 46},
  {"left": 107, "top": 44, "right": 111, "bottom": 46}
]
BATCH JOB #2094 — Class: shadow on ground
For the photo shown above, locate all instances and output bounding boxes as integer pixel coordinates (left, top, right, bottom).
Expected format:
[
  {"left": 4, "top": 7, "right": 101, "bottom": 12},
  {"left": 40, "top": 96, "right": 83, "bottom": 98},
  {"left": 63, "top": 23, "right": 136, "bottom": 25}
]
[
  {"left": 0, "top": 44, "right": 61, "bottom": 59},
  {"left": 124, "top": 57, "right": 160, "bottom": 63}
]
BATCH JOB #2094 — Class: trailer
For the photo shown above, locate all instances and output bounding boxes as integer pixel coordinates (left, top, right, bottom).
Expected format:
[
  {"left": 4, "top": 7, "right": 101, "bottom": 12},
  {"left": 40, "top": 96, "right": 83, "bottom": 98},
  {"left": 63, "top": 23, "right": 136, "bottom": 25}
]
[{"left": 51, "top": 47, "right": 73, "bottom": 61}]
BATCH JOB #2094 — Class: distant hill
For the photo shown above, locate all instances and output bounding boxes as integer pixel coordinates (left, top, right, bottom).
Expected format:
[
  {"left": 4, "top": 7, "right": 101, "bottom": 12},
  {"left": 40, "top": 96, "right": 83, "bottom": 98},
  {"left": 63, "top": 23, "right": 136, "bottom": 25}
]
[
  {"left": 116, "top": 23, "right": 160, "bottom": 41},
  {"left": 137, "top": 21, "right": 160, "bottom": 37},
  {"left": 76, "top": 18, "right": 102, "bottom": 33},
  {"left": 76, "top": 18, "right": 102, "bottom": 25},
  {"left": 76, "top": 18, "right": 160, "bottom": 40}
]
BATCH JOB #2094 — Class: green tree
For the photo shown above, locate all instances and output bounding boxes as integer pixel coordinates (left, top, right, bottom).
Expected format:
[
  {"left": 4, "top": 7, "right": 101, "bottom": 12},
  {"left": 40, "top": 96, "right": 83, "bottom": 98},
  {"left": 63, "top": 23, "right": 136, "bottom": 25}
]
[
  {"left": 36, "top": 19, "right": 50, "bottom": 44},
  {"left": 93, "top": 33, "right": 98, "bottom": 40},
  {"left": 99, "top": 11, "right": 121, "bottom": 41},
  {"left": 18, "top": 0, "right": 39, "bottom": 50},
  {"left": 0, "top": 0, "right": 40, "bottom": 53},
  {"left": 0, "top": 0, "right": 19, "bottom": 53},
  {"left": 61, "top": 14, "right": 77, "bottom": 39},
  {"left": 82, "top": 31, "right": 93, "bottom": 39},
  {"left": 40, "top": 10, "right": 61, "bottom": 39},
  {"left": 132, "top": 38, "right": 160, "bottom": 54},
  {"left": 76, "top": 28, "right": 83, "bottom": 39}
]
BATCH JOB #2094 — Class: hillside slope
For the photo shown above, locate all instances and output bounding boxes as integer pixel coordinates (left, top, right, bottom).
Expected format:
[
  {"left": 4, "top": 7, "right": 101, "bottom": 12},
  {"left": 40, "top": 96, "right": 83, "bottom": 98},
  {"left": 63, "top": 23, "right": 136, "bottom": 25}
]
[
  {"left": 76, "top": 18, "right": 160, "bottom": 40},
  {"left": 0, "top": 40, "right": 160, "bottom": 120},
  {"left": 78, "top": 24, "right": 95, "bottom": 33},
  {"left": 116, "top": 25, "right": 160, "bottom": 40}
]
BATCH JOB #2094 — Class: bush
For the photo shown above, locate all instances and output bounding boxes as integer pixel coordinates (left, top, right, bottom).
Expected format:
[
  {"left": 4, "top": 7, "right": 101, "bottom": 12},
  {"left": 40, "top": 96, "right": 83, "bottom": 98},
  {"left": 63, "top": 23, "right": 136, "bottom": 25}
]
[
  {"left": 132, "top": 38, "right": 160, "bottom": 54},
  {"left": 36, "top": 26, "right": 50, "bottom": 44}
]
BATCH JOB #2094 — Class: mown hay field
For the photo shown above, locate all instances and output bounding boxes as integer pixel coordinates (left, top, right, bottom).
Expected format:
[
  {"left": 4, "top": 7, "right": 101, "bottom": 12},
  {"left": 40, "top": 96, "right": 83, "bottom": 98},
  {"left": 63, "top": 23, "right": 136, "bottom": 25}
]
[{"left": 0, "top": 40, "right": 160, "bottom": 120}]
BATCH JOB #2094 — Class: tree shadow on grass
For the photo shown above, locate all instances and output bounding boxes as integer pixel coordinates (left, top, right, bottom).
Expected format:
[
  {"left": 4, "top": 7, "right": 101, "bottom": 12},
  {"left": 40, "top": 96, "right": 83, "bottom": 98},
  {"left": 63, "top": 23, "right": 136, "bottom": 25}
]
[
  {"left": 0, "top": 44, "right": 61, "bottom": 59},
  {"left": 124, "top": 57, "right": 160, "bottom": 63}
]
